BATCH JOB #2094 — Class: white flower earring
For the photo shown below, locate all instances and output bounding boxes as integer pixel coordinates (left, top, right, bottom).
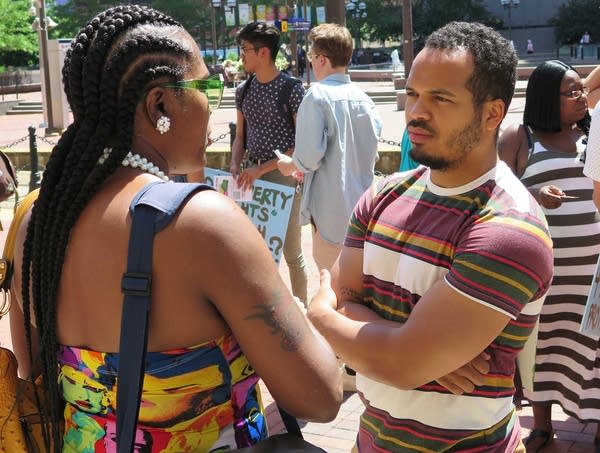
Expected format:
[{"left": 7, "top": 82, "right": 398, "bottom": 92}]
[{"left": 156, "top": 115, "right": 171, "bottom": 134}]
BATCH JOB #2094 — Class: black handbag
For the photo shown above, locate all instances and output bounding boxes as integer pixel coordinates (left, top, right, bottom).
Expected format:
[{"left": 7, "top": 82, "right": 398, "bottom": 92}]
[{"left": 233, "top": 433, "right": 326, "bottom": 452}]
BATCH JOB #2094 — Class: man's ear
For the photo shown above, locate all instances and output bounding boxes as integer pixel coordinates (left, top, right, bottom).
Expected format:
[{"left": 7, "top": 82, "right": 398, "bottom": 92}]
[
  {"left": 483, "top": 98, "right": 506, "bottom": 132},
  {"left": 143, "top": 86, "right": 168, "bottom": 125},
  {"left": 260, "top": 46, "right": 271, "bottom": 60}
]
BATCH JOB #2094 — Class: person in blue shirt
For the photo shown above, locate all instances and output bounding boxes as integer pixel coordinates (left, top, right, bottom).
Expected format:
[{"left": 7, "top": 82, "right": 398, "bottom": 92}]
[
  {"left": 277, "top": 23, "right": 382, "bottom": 272},
  {"left": 399, "top": 127, "right": 419, "bottom": 171}
]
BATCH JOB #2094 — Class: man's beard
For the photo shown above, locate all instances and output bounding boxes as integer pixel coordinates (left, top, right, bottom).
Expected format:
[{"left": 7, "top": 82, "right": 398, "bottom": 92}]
[{"left": 408, "top": 111, "right": 482, "bottom": 171}]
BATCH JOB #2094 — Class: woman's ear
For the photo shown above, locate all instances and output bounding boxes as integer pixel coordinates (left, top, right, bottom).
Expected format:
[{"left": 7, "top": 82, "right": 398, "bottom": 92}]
[{"left": 143, "top": 86, "right": 168, "bottom": 125}]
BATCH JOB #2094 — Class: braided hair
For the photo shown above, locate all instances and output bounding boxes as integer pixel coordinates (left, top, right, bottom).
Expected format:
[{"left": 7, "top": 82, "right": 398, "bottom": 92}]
[{"left": 21, "top": 6, "right": 196, "bottom": 450}]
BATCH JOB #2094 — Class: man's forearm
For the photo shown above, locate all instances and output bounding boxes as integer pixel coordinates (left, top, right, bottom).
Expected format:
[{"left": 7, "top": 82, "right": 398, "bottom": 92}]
[
  {"left": 231, "top": 137, "right": 245, "bottom": 166},
  {"left": 308, "top": 303, "right": 413, "bottom": 388},
  {"left": 257, "top": 158, "right": 279, "bottom": 175}
]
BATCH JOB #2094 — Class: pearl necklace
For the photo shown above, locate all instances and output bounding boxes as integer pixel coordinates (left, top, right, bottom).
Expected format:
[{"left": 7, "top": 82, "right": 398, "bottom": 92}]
[{"left": 98, "top": 147, "right": 169, "bottom": 181}]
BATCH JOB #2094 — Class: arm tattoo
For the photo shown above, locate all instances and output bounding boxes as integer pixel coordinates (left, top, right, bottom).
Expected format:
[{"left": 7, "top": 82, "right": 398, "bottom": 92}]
[
  {"left": 244, "top": 291, "right": 304, "bottom": 352},
  {"left": 341, "top": 286, "right": 363, "bottom": 304}
]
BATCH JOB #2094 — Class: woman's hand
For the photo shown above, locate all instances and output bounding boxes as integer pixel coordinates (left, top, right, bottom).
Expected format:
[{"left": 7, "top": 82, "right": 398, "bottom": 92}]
[
  {"left": 536, "top": 185, "right": 565, "bottom": 209},
  {"left": 237, "top": 166, "right": 262, "bottom": 191}
]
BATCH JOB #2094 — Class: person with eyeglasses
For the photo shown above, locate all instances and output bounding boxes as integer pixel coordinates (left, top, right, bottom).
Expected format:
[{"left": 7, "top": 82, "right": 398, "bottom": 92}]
[
  {"left": 276, "top": 23, "right": 381, "bottom": 279},
  {"left": 276, "top": 23, "right": 382, "bottom": 393},
  {"left": 230, "top": 21, "right": 309, "bottom": 305},
  {"left": 499, "top": 60, "right": 600, "bottom": 452},
  {"left": 8, "top": 6, "right": 342, "bottom": 451}
]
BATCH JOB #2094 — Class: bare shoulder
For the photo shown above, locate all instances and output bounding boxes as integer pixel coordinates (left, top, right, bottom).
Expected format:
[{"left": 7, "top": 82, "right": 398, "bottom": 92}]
[
  {"left": 172, "top": 188, "right": 273, "bottom": 272},
  {"left": 498, "top": 124, "right": 528, "bottom": 175},
  {"left": 498, "top": 123, "right": 523, "bottom": 144},
  {"left": 176, "top": 188, "right": 255, "bottom": 238}
]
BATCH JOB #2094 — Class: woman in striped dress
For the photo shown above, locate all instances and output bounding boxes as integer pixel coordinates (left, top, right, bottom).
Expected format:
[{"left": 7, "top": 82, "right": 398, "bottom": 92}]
[{"left": 499, "top": 60, "right": 598, "bottom": 452}]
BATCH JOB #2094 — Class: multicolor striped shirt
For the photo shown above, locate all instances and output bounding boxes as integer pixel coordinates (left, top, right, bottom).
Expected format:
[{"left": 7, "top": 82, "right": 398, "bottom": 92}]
[{"left": 346, "top": 162, "right": 553, "bottom": 452}]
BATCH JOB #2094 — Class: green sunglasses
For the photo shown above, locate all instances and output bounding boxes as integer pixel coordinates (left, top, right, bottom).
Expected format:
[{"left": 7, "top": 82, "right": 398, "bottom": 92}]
[{"left": 160, "top": 76, "right": 224, "bottom": 110}]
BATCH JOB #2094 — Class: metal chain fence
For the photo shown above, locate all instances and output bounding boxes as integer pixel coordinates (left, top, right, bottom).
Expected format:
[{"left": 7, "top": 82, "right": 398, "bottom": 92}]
[
  {"left": 211, "top": 131, "right": 230, "bottom": 144},
  {"left": 0, "top": 135, "right": 29, "bottom": 154},
  {"left": 378, "top": 136, "right": 401, "bottom": 148},
  {"left": 0, "top": 128, "right": 401, "bottom": 189},
  {"left": 36, "top": 135, "right": 58, "bottom": 147}
]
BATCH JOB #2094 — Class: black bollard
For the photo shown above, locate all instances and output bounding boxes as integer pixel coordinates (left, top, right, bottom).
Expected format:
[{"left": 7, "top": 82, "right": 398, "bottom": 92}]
[
  {"left": 229, "top": 121, "right": 237, "bottom": 151},
  {"left": 28, "top": 125, "right": 41, "bottom": 192}
]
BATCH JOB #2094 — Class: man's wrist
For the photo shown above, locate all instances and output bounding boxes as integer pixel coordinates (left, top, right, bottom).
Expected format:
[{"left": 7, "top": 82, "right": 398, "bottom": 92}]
[{"left": 307, "top": 296, "right": 336, "bottom": 325}]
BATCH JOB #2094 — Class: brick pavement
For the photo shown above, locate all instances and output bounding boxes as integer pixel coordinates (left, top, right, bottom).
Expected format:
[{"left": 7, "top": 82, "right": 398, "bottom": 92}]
[{"left": 0, "top": 90, "right": 598, "bottom": 452}]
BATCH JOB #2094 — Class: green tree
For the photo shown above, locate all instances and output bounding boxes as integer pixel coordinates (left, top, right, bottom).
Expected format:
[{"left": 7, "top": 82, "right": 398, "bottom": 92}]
[
  {"left": 347, "top": 0, "right": 494, "bottom": 48},
  {"left": 549, "top": 0, "right": 600, "bottom": 45},
  {"left": 0, "top": 0, "right": 38, "bottom": 66},
  {"left": 351, "top": 0, "right": 402, "bottom": 44},
  {"left": 411, "top": 0, "right": 495, "bottom": 47},
  {"left": 150, "top": 0, "right": 208, "bottom": 37},
  {"left": 48, "top": 0, "right": 116, "bottom": 40}
]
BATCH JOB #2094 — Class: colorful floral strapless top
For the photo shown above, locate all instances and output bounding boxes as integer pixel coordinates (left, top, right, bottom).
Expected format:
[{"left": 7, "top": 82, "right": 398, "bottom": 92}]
[{"left": 58, "top": 334, "right": 267, "bottom": 452}]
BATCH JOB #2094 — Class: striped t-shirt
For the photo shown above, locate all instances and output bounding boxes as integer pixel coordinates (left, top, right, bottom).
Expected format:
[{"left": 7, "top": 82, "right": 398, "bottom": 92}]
[{"left": 346, "top": 161, "right": 553, "bottom": 452}]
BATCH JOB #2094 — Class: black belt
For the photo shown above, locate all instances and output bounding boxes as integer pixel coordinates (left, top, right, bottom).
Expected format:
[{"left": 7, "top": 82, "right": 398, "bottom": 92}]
[{"left": 247, "top": 156, "right": 270, "bottom": 165}]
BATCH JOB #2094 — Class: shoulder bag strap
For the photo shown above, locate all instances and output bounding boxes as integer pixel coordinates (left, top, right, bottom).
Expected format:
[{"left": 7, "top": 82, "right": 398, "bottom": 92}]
[
  {"left": 240, "top": 74, "right": 255, "bottom": 152},
  {"left": 278, "top": 75, "right": 302, "bottom": 128},
  {"left": 116, "top": 181, "right": 214, "bottom": 453}
]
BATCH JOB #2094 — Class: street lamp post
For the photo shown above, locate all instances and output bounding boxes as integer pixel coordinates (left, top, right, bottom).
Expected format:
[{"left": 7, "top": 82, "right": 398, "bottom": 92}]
[
  {"left": 325, "top": 0, "right": 346, "bottom": 25},
  {"left": 402, "top": 0, "right": 413, "bottom": 76},
  {"left": 30, "top": 0, "right": 58, "bottom": 135},
  {"left": 501, "top": 0, "right": 519, "bottom": 43},
  {"left": 346, "top": 0, "right": 367, "bottom": 50},
  {"left": 225, "top": 0, "right": 237, "bottom": 59},
  {"left": 210, "top": 0, "right": 220, "bottom": 61}
]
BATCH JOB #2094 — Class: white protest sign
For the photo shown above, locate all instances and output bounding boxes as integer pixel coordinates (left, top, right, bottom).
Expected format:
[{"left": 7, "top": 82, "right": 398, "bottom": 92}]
[
  {"left": 580, "top": 254, "right": 600, "bottom": 338},
  {"left": 214, "top": 175, "right": 253, "bottom": 201},
  {"left": 205, "top": 168, "right": 294, "bottom": 263}
]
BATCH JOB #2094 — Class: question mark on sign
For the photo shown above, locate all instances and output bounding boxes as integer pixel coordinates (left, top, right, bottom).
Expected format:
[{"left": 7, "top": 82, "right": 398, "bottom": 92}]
[{"left": 269, "top": 236, "right": 283, "bottom": 258}]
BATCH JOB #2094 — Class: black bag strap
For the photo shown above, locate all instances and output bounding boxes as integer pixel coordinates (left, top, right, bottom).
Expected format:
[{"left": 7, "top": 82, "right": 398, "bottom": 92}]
[
  {"left": 277, "top": 74, "right": 302, "bottom": 127},
  {"left": 239, "top": 75, "right": 255, "bottom": 151},
  {"left": 116, "top": 181, "right": 213, "bottom": 453},
  {"left": 278, "top": 406, "right": 303, "bottom": 438}
]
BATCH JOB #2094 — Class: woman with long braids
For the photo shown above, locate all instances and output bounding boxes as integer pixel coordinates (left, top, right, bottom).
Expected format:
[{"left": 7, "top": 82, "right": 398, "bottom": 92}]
[
  {"left": 9, "top": 5, "right": 342, "bottom": 451},
  {"left": 499, "top": 60, "right": 600, "bottom": 452}
]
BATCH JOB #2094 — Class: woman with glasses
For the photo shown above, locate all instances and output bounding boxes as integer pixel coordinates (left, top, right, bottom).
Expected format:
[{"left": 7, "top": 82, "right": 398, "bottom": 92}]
[
  {"left": 499, "top": 60, "right": 600, "bottom": 452},
  {"left": 8, "top": 5, "right": 342, "bottom": 452}
]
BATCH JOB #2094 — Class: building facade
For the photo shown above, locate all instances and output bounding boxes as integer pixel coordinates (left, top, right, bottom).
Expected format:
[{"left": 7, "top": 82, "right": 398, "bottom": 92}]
[{"left": 483, "top": 0, "right": 569, "bottom": 54}]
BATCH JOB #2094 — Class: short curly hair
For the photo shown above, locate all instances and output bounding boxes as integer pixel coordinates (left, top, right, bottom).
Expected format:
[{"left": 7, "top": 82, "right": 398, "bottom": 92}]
[{"left": 426, "top": 21, "right": 517, "bottom": 112}]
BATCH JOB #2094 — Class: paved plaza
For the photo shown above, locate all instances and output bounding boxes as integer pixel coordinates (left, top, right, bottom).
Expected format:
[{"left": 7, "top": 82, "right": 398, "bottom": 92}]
[{"left": 0, "top": 85, "right": 597, "bottom": 452}]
